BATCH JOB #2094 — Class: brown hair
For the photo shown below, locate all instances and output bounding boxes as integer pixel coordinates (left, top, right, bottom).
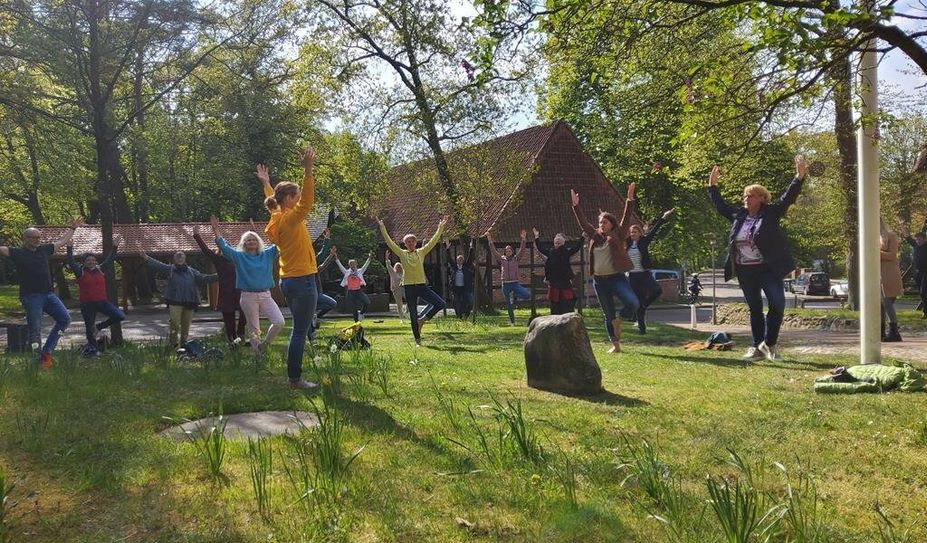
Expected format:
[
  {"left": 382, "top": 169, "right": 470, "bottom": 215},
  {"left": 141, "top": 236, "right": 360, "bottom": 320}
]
[
  {"left": 265, "top": 181, "right": 299, "bottom": 212},
  {"left": 598, "top": 212, "right": 618, "bottom": 231}
]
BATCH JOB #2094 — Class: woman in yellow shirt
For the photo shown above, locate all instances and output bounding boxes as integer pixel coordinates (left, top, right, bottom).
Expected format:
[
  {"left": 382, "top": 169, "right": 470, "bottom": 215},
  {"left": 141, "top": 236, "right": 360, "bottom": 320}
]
[
  {"left": 377, "top": 216, "right": 448, "bottom": 345},
  {"left": 258, "top": 146, "right": 319, "bottom": 390}
]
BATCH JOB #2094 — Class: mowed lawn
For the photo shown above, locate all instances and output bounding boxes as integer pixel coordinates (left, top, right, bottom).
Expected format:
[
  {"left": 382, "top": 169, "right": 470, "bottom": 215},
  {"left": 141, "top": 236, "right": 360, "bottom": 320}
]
[{"left": 1, "top": 310, "right": 925, "bottom": 542}]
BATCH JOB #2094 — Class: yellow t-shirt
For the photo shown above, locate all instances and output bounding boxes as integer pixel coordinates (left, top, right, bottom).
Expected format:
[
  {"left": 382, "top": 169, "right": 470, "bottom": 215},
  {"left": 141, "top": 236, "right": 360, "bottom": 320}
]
[
  {"left": 379, "top": 222, "right": 444, "bottom": 285},
  {"left": 264, "top": 178, "right": 317, "bottom": 278}
]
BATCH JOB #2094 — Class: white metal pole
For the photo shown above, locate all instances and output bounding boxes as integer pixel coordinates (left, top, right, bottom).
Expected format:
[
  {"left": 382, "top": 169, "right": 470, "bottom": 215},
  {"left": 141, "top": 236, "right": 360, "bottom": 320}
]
[{"left": 857, "top": 4, "right": 881, "bottom": 365}]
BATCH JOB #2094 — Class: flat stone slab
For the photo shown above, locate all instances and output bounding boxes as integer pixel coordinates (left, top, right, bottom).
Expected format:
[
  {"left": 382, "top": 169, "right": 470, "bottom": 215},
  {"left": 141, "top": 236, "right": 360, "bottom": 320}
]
[{"left": 160, "top": 410, "right": 318, "bottom": 441}]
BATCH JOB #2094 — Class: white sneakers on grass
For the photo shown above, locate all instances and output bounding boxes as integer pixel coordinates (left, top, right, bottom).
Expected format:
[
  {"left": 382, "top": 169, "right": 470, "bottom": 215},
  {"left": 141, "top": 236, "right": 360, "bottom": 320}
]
[{"left": 743, "top": 341, "right": 779, "bottom": 362}]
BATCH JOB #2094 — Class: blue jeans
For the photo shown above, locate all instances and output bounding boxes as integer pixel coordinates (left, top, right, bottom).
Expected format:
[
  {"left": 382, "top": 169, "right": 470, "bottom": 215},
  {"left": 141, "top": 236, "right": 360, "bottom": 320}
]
[
  {"left": 736, "top": 263, "right": 785, "bottom": 347},
  {"left": 501, "top": 282, "right": 531, "bottom": 323},
  {"left": 21, "top": 292, "right": 71, "bottom": 354},
  {"left": 592, "top": 274, "right": 640, "bottom": 340},
  {"left": 80, "top": 300, "right": 126, "bottom": 348},
  {"left": 403, "top": 284, "right": 445, "bottom": 341},
  {"left": 280, "top": 276, "right": 318, "bottom": 382},
  {"left": 346, "top": 289, "right": 371, "bottom": 322},
  {"left": 308, "top": 293, "right": 337, "bottom": 340}
]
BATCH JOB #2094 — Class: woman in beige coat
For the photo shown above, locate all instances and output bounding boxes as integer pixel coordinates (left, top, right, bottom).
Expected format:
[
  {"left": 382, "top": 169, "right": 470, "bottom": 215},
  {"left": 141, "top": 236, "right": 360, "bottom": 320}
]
[{"left": 880, "top": 218, "right": 903, "bottom": 342}]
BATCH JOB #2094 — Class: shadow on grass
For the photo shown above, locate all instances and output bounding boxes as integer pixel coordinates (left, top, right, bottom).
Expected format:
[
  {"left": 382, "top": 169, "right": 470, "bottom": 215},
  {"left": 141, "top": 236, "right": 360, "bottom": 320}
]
[
  {"left": 644, "top": 350, "right": 838, "bottom": 371},
  {"left": 535, "top": 387, "right": 649, "bottom": 408}
]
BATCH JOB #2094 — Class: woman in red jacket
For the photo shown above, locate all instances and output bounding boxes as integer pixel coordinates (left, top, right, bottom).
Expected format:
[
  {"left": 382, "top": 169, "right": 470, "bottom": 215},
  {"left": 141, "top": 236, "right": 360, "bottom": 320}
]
[{"left": 66, "top": 234, "right": 126, "bottom": 356}]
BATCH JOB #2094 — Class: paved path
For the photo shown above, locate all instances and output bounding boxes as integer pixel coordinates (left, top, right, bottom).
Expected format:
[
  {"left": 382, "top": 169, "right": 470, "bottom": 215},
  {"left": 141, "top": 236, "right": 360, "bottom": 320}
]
[{"left": 6, "top": 300, "right": 927, "bottom": 363}]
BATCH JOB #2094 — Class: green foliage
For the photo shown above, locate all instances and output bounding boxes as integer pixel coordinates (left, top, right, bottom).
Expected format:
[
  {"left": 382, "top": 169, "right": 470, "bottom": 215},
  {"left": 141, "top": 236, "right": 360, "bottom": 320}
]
[{"left": 247, "top": 437, "right": 274, "bottom": 521}]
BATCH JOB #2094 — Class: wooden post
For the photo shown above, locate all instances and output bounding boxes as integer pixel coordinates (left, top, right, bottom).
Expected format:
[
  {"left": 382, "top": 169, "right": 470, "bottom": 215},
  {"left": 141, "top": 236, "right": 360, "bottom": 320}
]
[{"left": 120, "top": 258, "right": 130, "bottom": 311}]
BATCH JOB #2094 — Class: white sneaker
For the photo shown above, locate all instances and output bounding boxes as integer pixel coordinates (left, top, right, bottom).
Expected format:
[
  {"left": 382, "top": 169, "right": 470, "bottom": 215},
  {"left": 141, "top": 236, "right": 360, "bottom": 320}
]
[
  {"left": 742, "top": 347, "right": 764, "bottom": 361},
  {"left": 758, "top": 341, "right": 778, "bottom": 361}
]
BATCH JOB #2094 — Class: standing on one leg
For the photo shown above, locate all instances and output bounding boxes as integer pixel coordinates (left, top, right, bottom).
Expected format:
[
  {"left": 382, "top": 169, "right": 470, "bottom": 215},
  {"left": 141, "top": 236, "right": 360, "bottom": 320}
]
[
  {"left": 139, "top": 250, "right": 218, "bottom": 348},
  {"left": 310, "top": 229, "right": 337, "bottom": 340},
  {"left": 386, "top": 254, "right": 407, "bottom": 322},
  {"left": 487, "top": 230, "right": 529, "bottom": 326},
  {"left": 708, "top": 155, "right": 808, "bottom": 362},
  {"left": 1, "top": 218, "right": 81, "bottom": 367},
  {"left": 901, "top": 226, "right": 927, "bottom": 318},
  {"left": 880, "top": 218, "right": 903, "bottom": 342},
  {"left": 259, "top": 147, "right": 320, "bottom": 390},
  {"left": 626, "top": 208, "right": 674, "bottom": 334},
  {"left": 571, "top": 185, "right": 639, "bottom": 353},
  {"left": 377, "top": 216, "right": 448, "bottom": 345},
  {"left": 193, "top": 225, "right": 245, "bottom": 345},
  {"left": 209, "top": 216, "right": 284, "bottom": 355},
  {"left": 336, "top": 252, "right": 373, "bottom": 322},
  {"left": 66, "top": 234, "right": 126, "bottom": 356},
  {"left": 532, "top": 228, "right": 583, "bottom": 315},
  {"left": 445, "top": 239, "right": 475, "bottom": 319}
]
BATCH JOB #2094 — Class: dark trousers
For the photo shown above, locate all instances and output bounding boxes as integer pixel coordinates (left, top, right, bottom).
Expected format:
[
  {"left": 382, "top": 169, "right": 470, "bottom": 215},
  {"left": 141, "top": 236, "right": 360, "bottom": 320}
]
[
  {"left": 404, "top": 284, "right": 446, "bottom": 341},
  {"left": 80, "top": 300, "right": 126, "bottom": 348},
  {"left": 736, "top": 263, "right": 785, "bottom": 347},
  {"left": 628, "top": 271, "right": 663, "bottom": 331},
  {"left": 221, "top": 309, "right": 247, "bottom": 343},
  {"left": 452, "top": 285, "right": 473, "bottom": 318},
  {"left": 346, "top": 289, "right": 371, "bottom": 321},
  {"left": 918, "top": 271, "right": 927, "bottom": 315}
]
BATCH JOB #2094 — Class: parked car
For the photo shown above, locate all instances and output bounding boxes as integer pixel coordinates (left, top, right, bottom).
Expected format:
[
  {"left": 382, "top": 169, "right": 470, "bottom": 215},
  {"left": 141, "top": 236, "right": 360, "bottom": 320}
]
[
  {"left": 650, "top": 269, "right": 681, "bottom": 282},
  {"left": 830, "top": 280, "right": 848, "bottom": 299},
  {"left": 791, "top": 271, "right": 830, "bottom": 295}
]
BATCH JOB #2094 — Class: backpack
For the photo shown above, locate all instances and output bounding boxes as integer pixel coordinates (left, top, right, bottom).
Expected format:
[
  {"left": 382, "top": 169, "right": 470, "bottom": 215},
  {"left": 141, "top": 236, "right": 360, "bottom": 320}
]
[
  {"left": 178, "top": 339, "right": 224, "bottom": 359},
  {"left": 332, "top": 322, "right": 371, "bottom": 350}
]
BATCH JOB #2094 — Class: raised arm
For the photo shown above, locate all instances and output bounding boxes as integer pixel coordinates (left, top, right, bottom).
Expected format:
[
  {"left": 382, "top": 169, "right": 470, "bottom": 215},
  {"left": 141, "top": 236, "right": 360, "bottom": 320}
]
[
  {"left": 385, "top": 254, "right": 399, "bottom": 281},
  {"left": 514, "top": 230, "right": 527, "bottom": 259},
  {"left": 143, "top": 254, "right": 173, "bottom": 276},
  {"left": 98, "top": 235, "right": 121, "bottom": 269},
  {"left": 316, "top": 235, "right": 331, "bottom": 262},
  {"left": 420, "top": 217, "right": 447, "bottom": 255},
  {"left": 465, "top": 239, "right": 475, "bottom": 266},
  {"left": 289, "top": 146, "right": 316, "bottom": 220},
  {"left": 191, "top": 267, "right": 219, "bottom": 285},
  {"left": 215, "top": 236, "right": 237, "bottom": 260},
  {"left": 618, "top": 183, "right": 636, "bottom": 229},
  {"left": 335, "top": 257, "right": 348, "bottom": 274},
  {"left": 707, "top": 166, "right": 738, "bottom": 222},
  {"left": 486, "top": 231, "right": 503, "bottom": 262},
  {"left": 66, "top": 245, "right": 83, "bottom": 277},
  {"left": 570, "top": 189, "right": 598, "bottom": 238},
  {"left": 193, "top": 223, "right": 223, "bottom": 265},
  {"left": 566, "top": 238, "right": 584, "bottom": 256},
  {"left": 644, "top": 209, "right": 674, "bottom": 244},
  {"left": 377, "top": 218, "right": 403, "bottom": 256},
  {"left": 359, "top": 253, "right": 372, "bottom": 273},
  {"left": 256, "top": 164, "right": 274, "bottom": 199},
  {"left": 53, "top": 218, "right": 83, "bottom": 250}
]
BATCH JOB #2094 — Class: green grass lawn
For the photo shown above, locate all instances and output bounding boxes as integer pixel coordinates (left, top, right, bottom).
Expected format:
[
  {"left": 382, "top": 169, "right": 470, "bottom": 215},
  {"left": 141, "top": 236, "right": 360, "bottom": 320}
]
[{"left": 1, "top": 311, "right": 926, "bottom": 542}]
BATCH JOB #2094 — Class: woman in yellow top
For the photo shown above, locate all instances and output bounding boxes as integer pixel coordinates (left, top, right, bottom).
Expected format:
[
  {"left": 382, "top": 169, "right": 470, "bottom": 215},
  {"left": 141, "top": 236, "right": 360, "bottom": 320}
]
[
  {"left": 257, "top": 146, "right": 318, "bottom": 390},
  {"left": 377, "top": 216, "right": 448, "bottom": 344}
]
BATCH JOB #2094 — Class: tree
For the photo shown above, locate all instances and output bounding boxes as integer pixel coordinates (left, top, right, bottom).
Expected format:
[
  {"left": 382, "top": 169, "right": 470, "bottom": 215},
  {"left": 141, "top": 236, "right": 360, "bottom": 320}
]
[{"left": 308, "top": 0, "right": 530, "bottom": 227}]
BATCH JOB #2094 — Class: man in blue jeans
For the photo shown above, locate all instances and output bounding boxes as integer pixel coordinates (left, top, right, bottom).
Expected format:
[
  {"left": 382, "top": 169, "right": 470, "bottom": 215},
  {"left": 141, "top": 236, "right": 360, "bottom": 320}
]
[{"left": 1, "top": 219, "right": 82, "bottom": 368}]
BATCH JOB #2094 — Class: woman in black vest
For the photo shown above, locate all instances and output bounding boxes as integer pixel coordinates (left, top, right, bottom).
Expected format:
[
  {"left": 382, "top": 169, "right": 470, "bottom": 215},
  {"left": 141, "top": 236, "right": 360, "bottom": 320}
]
[
  {"left": 626, "top": 208, "right": 674, "bottom": 334},
  {"left": 532, "top": 228, "right": 584, "bottom": 315},
  {"left": 708, "top": 155, "right": 807, "bottom": 362}
]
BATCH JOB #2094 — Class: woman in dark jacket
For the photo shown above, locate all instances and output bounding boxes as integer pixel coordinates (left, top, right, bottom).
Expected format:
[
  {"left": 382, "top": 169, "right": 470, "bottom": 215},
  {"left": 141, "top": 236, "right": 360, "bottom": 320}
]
[
  {"left": 708, "top": 155, "right": 807, "bottom": 362},
  {"left": 626, "top": 208, "right": 674, "bottom": 334},
  {"left": 194, "top": 226, "right": 245, "bottom": 345},
  {"left": 571, "top": 182, "right": 639, "bottom": 353},
  {"left": 532, "top": 228, "right": 583, "bottom": 315}
]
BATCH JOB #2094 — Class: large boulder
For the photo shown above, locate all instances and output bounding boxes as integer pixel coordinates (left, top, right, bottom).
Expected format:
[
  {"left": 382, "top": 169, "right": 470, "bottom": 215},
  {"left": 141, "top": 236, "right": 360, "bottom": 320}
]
[{"left": 524, "top": 313, "right": 603, "bottom": 394}]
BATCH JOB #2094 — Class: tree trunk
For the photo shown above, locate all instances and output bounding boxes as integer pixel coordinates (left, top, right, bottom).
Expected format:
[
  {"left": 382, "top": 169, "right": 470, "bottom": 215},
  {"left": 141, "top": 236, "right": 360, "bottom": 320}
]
[
  {"left": 133, "top": 43, "right": 150, "bottom": 222},
  {"left": 832, "top": 55, "right": 860, "bottom": 309}
]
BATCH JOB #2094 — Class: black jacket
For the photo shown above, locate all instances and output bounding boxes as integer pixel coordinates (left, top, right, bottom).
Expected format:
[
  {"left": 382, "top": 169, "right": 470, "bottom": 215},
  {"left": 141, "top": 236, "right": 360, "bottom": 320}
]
[
  {"left": 534, "top": 237, "right": 583, "bottom": 289},
  {"left": 625, "top": 215, "right": 669, "bottom": 271},
  {"left": 905, "top": 237, "right": 927, "bottom": 272},
  {"left": 446, "top": 244, "right": 475, "bottom": 290},
  {"left": 709, "top": 176, "right": 804, "bottom": 281}
]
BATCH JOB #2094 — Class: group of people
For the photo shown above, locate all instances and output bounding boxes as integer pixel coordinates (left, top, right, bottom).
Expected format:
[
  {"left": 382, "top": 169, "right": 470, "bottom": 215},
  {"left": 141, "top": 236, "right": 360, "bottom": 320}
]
[{"left": 2, "top": 149, "right": 923, "bottom": 380}]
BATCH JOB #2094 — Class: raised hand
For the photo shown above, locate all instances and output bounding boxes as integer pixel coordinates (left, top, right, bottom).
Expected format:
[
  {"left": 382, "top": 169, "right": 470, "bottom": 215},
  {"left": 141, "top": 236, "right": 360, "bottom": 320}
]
[
  {"left": 249, "top": 219, "right": 257, "bottom": 231},
  {"left": 520, "top": 229, "right": 527, "bottom": 240},
  {"left": 662, "top": 208, "right": 676, "bottom": 220},
  {"left": 708, "top": 165, "right": 720, "bottom": 187},
  {"left": 299, "top": 146, "right": 316, "bottom": 172},
  {"left": 331, "top": 246, "right": 337, "bottom": 256},
  {"left": 255, "top": 164, "right": 271, "bottom": 186},
  {"left": 532, "top": 227, "right": 539, "bottom": 239},
  {"left": 209, "top": 215, "right": 221, "bottom": 237},
  {"left": 627, "top": 182, "right": 636, "bottom": 200},
  {"left": 485, "top": 230, "right": 493, "bottom": 242},
  {"left": 570, "top": 189, "right": 580, "bottom": 207},
  {"left": 322, "top": 227, "right": 331, "bottom": 239},
  {"left": 375, "top": 216, "right": 384, "bottom": 226},
  {"left": 438, "top": 216, "right": 449, "bottom": 228},
  {"left": 795, "top": 154, "right": 808, "bottom": 180}
]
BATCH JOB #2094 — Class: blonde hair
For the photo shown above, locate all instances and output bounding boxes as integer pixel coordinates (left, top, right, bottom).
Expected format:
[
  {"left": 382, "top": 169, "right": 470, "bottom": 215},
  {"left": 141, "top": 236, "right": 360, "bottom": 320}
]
[
  {"left": 237, "top": 231, "right": 266, "bottom": 253},
  {"left": 402, "top": 234, "right": 417, "bottom": 247},
  {"left": 393, "top": 262, "right": 403, "bottom": 273},
  {"left": 743, "top": 184, "right": 771, "bottom": 203},
  {"left": 265, "top": 181, "right": 299, "bottom": 212}
]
